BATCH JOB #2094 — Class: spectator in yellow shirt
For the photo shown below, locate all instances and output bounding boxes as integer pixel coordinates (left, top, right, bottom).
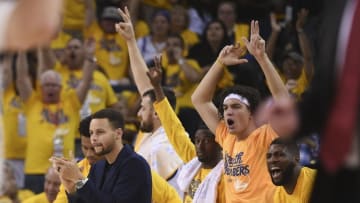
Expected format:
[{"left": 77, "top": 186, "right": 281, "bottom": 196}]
[
  {"left": 267, "top": 137, "right": 316, "bottom": 203},
  {"left": 23, "top": 167, "right": 61, "bottom": 203},
  {"left": 0, "top": 161, "right": 34, "bottom": 203}
]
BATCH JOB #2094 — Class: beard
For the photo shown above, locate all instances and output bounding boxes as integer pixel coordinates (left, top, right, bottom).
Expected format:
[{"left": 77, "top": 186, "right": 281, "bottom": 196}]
[
  {"left": 139, "top": 121, "right": 154, "bottom": 133},
  {"left": 95, "top": 144, "right": 113, "bottom": 156},
  {"left": 272, "top": 162, "right": 296, "bottom": 186}
]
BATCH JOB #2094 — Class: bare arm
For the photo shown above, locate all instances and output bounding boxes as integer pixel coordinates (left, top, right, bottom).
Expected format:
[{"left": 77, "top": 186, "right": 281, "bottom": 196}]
[
  {"left": 265, "top": 13, "right": 282, "bottom": 61},
  {"left": 75, "top": 40, "right": 97, "bottom": 105},
  {"left": 127, "top": 0, "right": 141, "bottom": 25},
  {"left": 172, "top": 47, "right": 201, "bottom": 83},
  {"left": 2, "top": 54, "right": 13, "bottom": 89},
  {"left": 37, "top": 46, "right": 56, "bottom": 77},
  {"left": 6, "top": 0, "right": 63, "bottom": 50},
  {"left": 243, "top": 20, "right": 289, "bottom": 100},
  {"left": 116, "top": 7, "right": 152, "bottom": 96},
  {"left": 15, "top": 52, "right": 33, "bottom": 101},
  {"left": 296, "top": 9, "right": 314, "bottom": 80},
  {"left": 84, "top": 0, "right": 96, "bottom": 28},
  {"left": 192, "top": 45, "right": 248, "bottom": 134}
]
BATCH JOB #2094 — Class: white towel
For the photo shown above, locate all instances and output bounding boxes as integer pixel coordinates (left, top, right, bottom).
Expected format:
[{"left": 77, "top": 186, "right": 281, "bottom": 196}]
[
  {"left": 193, "top": 160, "right": 224, "bottom": 203},
  {"left": 177, "top": 158, "right": 224, "bottom": 203}
]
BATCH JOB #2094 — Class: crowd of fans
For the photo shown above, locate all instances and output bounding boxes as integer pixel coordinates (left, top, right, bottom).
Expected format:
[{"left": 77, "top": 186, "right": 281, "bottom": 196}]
[{"left": 1, "top": 0, "right": 339, "bottom": 202}]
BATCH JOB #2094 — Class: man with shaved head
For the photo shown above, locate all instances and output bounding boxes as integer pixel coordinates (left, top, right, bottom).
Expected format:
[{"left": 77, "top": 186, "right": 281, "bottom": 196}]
[{"left": 15, "top": 46, "right": 96, "bottom": 193}]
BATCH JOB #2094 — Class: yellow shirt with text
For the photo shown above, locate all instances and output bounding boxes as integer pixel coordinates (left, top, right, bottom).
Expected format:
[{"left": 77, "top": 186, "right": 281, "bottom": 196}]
[
  {"left": 55, "top": 64, "right": 118, "bottom": 114},
  {"left": 184, "top": 168, "right": 226, "bottom": 203},
  {"left": 216, "top": 122, "right": 278, "bottom": 203},
  {"left": 84, "top": 23, "right": 129, "bottom": 82},
  {"left": 24, "top": 90, "right": 81, "bottom": 174}
]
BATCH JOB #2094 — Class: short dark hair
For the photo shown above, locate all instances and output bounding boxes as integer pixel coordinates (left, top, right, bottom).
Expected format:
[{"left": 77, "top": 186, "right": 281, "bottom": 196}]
[
  {"left": 79, "top": 116, "right": 92, "bottom": 137},
  {"left": 270, "top": 137, "right": 300, "bottom": 157},
  {"left": 92, "top": 108, "right": 124, "bottom": 129},
  {"left": 167, "top": 33, "right": 185, "bottom": 49},
  {"left": 142, "top": 87, "right": 176, "bottom": 110},
  {"left": 217, "top": 85, "right": 261, "bottom": 118}
]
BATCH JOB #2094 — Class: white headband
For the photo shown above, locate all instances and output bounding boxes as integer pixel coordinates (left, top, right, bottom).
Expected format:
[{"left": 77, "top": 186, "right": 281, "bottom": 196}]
[{"left": 223, "top": 93, "right": 250, "bottom": 107}]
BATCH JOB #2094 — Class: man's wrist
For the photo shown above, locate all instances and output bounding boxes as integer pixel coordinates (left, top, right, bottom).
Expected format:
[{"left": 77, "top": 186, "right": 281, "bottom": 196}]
[
  {"left": 75, "top": 178, "right": 89, "bottom": 190},
  {"left": 178, "top": 58, "right": 185, "bottom": 65},
  {"left": 86, "top": 56, "right": 97, "bottom": 63}
]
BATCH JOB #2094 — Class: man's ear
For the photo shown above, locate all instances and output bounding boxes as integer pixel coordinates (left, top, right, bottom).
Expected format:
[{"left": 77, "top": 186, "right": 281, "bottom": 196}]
[{"left": 115, "top": 128, "right": 123, "bottom": 140}]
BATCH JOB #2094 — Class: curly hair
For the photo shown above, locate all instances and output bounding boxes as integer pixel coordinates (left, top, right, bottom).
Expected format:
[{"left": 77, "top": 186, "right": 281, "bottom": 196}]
[{"left": 217, "top": 85, "right": 261, "bottom": 119}]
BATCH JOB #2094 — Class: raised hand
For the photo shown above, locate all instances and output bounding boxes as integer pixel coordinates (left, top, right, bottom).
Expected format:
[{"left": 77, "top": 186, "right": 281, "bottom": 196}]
[
  {"left": 296, "top": 8, "right": 309, "bottom": 32},
  {"left": 270, "top": 12, "right": 282, "bottom": 32},
  {"left": 84, "top": 38, "right": 96, "bottom": 57},
  {"left": 242, "top": 20, "right": 266, "bottom": 59},
  {"left": 217, "top": 44, "right": 248, "bottom": 66},
  {"left": 146, "top": 55, "right": 163, "bottom": 88},
  {"left": 115, "top": 7, "right": 136, "bottom": 41}
]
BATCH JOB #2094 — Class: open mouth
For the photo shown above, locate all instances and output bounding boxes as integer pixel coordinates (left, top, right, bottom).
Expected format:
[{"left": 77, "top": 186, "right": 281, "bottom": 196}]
[
  {"left": 227, "top": 119, "right": 235, "bottom": 128},
  {"left": 270, "top": 167, "right": 282, "bottom": 179}
]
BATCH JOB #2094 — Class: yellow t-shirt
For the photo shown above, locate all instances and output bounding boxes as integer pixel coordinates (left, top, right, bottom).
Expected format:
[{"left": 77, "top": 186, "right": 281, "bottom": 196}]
[
  {"left": 135, "top": 20, "right": 150, "bottom": 39},
  {"left": 162, "top": 58, "right": 201, "bottom": 111},
  {"left": 274, "top": 167, "right": 316, "bottom": 203},
  {"left": 18, "top": 189, "right": 35, "bottom": 201},
  {"left": 3, "top": 86, "right": 27, "bottom": 159},
  {"left": 84, "top": 22, "right": 129, "bottom": 82},
  {"left": 153, "top": 97, "right": 196, "bottom": 163},
  {"left": 23, "top": 192, "right": 49, "bottom": 203},
  {"left": 181, "top": 29, "right": 199, "bottom": 52},
  {"left": 143, "top": 0, "right": 172, "bottom": 9},
  {"left": 216, "top": 122, "right": 278, "bottom": 203},
  {"left": 24, "top": 90, "right": 81, "bottom": 174},
  {"left": 55, "top": 64, "right": 118, "bottom": 114},
  {"left": 280, "top": 68, "right": 309, "bottom": 99},
  {"left": 0, "top": 190, "right": 35, "bottom": 203},
  {"left": 54, "top": 158, "right": 91, "bottom": 203},
  {"left": 234, "top": 23, "right": 250, "bottom": 48},
  {"left": 184, "top": 168, "right": 226, "bottom": 203},
  {"left": 50, "top": 31, "right": 72, "bottom": 50},
  {"left": 62, "top": 0, "right": 88, "bottom": 31}
]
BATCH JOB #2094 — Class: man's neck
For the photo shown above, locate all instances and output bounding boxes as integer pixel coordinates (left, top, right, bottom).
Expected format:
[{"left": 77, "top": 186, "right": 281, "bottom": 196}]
[
  {"left": 284, "top": 166, "right": 302, "bottom": 194},
  {"left": 106, "top": 144, "right": 124, "bottom": 164}
]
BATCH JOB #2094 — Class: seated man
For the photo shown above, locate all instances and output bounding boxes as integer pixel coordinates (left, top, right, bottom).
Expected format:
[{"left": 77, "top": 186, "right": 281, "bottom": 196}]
[
  {"left": 51, "top": 109, "right": 152, "bottom": 203},
  {"left": 23, "top": 167, "right": 61, "bottom": 203},
  {"left": 266, "top": 137, "right": 316, "bottom": 203}
]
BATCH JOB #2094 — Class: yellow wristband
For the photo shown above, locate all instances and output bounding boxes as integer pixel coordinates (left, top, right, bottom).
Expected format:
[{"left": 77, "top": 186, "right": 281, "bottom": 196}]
[{"left": 216, "top": 58, "right": 226, "bottom": 68}]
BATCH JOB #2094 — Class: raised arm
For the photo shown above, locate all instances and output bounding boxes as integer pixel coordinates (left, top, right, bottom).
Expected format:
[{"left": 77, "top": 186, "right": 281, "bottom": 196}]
[
  {"left": 15, "top": 52, "right": 33, "bottom": 102},
  {"left": 296, "top": 9, "right": 314, "bottom": 80},
  {"left": 6, "top": 0, "right": 63, "bottom": 50},
  {"left": 115, "top": 7, "right": 152, "bottom": 96},
  {"left": 147, "top": 56, "right": 196, "bottom": 162},
  {"left": 75, "top": 39, "right": 97, "bottom": 105},
  {"left": 172, "top": 47, "right": 201, "bottom": 83},
  {"left": 84, "top": 0, "right": 96, "bottom": 28},
  {"left": 192, "top": 45, "right": 248, "bottom": 134},
  {"left": 266, "top": 13, "right": 282, "bottom": 61},
  {"left": 2, "top": 54, "right": 14, "bottom": 90},
  {"left": 37, "top": 46, "right": 56, "bottom": 77},
  {"left": 243, "top": 20, "right": 289, "bottom": 100}
]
